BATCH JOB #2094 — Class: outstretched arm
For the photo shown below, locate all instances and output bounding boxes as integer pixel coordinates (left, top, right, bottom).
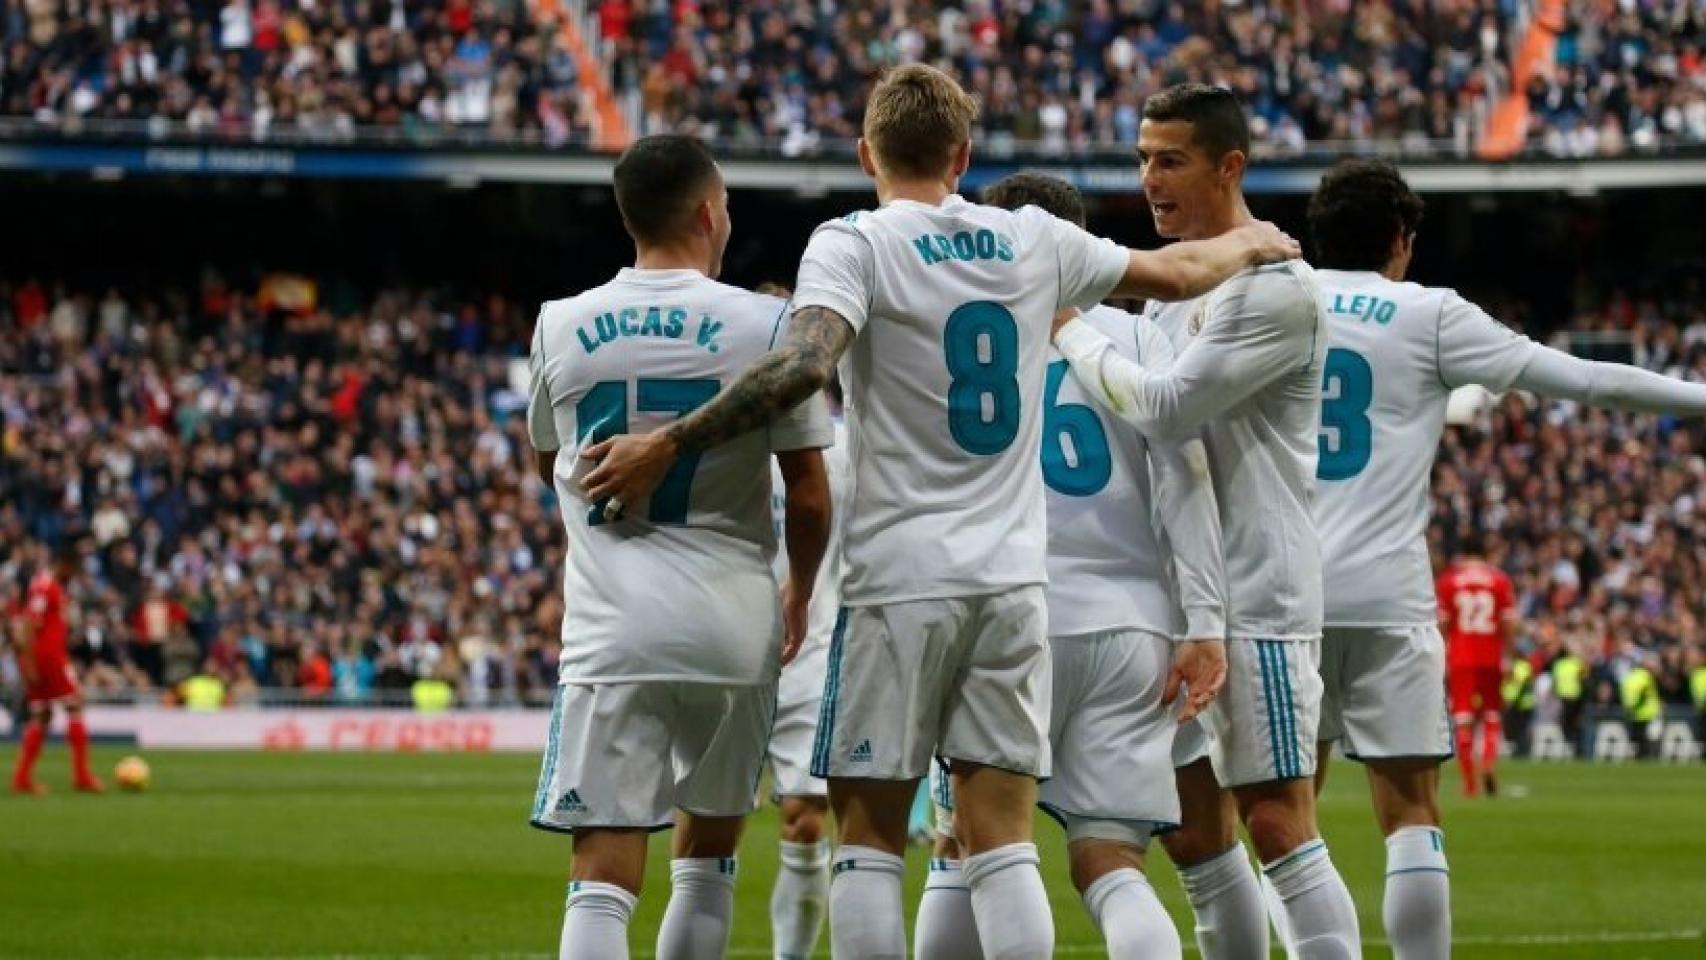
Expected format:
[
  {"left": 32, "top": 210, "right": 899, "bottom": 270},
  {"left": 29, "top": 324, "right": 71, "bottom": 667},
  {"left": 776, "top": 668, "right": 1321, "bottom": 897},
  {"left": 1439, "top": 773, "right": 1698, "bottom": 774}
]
[
  {"left": 1511, "top": 345, "right": 1706, "bottom": 414},
  {"left": 580, "top": 307, "right": 855, "bottom": 512}
]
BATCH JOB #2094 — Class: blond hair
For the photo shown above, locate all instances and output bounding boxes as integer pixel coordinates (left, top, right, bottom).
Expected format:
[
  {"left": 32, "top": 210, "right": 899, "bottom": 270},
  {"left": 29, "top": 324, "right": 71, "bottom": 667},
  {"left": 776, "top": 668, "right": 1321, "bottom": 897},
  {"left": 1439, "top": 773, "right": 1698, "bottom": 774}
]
[{"left": 862, "top": 64, "right": 978, "bottom": 180}]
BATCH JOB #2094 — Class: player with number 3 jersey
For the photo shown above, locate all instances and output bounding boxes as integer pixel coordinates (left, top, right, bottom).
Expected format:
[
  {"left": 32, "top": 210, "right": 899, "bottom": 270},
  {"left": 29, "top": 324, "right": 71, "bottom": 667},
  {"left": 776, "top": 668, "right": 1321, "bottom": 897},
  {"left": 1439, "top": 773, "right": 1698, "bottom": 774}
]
[{"left": 1307, "top": 158, "right": 1706, "bottom": 960}]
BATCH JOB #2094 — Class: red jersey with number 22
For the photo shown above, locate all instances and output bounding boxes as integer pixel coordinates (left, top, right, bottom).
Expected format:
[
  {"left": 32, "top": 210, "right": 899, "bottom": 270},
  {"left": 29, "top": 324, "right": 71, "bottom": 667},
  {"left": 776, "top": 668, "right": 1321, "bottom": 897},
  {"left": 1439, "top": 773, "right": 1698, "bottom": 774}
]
[
  {"left": 1437, "top": 560, "right": 1513, "bottom": 671},
  {"left": 25, "top": 572, "right": 71, "bottom": 663}
]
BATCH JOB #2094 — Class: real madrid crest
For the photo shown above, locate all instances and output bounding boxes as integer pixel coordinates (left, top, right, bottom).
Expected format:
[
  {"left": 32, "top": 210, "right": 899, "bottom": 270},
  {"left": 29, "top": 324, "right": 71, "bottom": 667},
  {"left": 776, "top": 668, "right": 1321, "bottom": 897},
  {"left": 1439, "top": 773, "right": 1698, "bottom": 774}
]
[{"left": 1188, "top": 303, "right": 1206, "bottom": 337}]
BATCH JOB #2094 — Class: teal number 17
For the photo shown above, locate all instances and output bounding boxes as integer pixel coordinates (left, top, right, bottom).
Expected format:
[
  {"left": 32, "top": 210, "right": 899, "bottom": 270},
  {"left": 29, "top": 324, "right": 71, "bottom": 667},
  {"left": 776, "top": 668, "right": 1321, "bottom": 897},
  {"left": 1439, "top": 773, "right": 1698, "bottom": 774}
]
[{"left": 576, "top": 378, "right": 719, "bottom": 524}]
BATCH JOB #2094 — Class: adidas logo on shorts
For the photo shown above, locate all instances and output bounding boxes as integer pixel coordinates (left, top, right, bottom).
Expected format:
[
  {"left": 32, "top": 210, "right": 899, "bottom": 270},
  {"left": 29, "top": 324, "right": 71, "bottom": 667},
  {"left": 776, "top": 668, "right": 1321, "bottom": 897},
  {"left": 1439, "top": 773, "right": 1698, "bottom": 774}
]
[
  {"left": 849, "top": 739, "right": 874, "bottom": 764},
  {"left": 556, "top": 789, "right": 587, "bottom": 814}
]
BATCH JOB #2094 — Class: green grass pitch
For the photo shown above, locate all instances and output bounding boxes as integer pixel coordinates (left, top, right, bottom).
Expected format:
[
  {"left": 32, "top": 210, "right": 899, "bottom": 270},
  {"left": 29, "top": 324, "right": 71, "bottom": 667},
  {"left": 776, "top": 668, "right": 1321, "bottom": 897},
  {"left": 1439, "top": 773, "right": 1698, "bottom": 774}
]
[{"left": 2, "top": 747, "right": 1703, "bottom": 958}]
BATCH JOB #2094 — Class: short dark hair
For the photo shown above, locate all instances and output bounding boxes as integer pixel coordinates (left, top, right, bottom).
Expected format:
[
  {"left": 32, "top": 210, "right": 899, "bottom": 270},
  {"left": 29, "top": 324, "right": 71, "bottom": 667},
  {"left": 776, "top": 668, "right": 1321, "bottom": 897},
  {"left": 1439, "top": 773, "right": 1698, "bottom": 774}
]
[
  {"left": 1308, "top": 159, "right": 1425, "bottom": 271},
  {"left": 1142, "top": 83, "right": 1250, "bottom": 160},
  {"left": 982, "top": 173, "right": 1087, "bottom": 227},
  {"left": 612, "top": 135, "right": 720, "bottom": 245}
]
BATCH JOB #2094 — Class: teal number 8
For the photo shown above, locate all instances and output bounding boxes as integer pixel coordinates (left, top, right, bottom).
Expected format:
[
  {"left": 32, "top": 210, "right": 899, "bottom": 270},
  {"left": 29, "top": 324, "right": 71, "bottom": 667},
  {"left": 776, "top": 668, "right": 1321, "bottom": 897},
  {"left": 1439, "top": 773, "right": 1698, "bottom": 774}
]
[
  {"left": 944, "top": 302, "right": 1021, "bottom": 455},
  {"left": 1317, "top": 347, "right": 1372, "bottom": 481}
]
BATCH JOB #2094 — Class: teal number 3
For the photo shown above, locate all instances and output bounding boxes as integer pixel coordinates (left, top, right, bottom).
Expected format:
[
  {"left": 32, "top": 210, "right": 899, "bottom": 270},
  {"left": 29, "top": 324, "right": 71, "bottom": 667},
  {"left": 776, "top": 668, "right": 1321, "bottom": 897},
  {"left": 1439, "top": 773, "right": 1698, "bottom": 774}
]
[
  {"left": 944, "top": 302, "right": 1021, "bottom": 454},
  {"left": 1317, "top": 347, "right": 1372, "bottom": 481},
  {"left": 1041, "top": 360, "right": 1112, "bottom": 496},
  {"left": 576, "top": 378, "right": 719, "bottom": 524}
]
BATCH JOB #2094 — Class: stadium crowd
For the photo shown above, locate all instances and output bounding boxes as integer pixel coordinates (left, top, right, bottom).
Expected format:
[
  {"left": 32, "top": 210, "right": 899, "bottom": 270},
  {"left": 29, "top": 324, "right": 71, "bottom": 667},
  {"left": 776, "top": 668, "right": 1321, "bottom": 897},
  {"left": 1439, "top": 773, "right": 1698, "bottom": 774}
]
[
  {"left": 605, "top": 0, "right": 1706, "bottom": 157},
  {"left": 4, "top": 2, "right": 1705, "bottom": 157},
  {"left": 3, "top": 270, "right": 1706, "bottom": 746},
  {"left": 0, "top": 274, "right": 566, "bottom": 708},
  {"left": 0, "top": 0, "right": 591, "bottom": 144}
]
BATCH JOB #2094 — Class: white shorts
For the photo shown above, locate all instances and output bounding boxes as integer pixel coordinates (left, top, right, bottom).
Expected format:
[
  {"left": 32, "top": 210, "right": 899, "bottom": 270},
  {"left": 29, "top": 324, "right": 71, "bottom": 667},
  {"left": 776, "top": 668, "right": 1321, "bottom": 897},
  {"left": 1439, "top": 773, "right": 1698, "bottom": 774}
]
[
  {"left": 1201, "top": 638, "right": 1323, "bottom": 787},
  {"left": 1039, "top": 629, "right": 1181, "bottom": 841},
  {"left": 1319, "top": 625, "right": 1453, "bottom": 762},
  {"left": 768, "top": 629, "right": 832, "bottom": 799},
  {"left": 1174, "top": 716, "right": 1212, "bottom": 769},
  {"left": 811, "top": 587, "right": 1051, "bottom": 781},
  {"left": 530, "top": 680, "right": 777, "bottom": 833}
]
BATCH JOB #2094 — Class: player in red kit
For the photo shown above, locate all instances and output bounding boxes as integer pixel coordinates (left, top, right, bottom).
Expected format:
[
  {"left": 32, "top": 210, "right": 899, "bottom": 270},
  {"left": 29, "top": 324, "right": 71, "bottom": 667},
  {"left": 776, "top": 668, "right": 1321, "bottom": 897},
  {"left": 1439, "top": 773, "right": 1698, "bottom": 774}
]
[
  {"left": 10, "top": 543, "right": 102, "bottom": 795},
  {"left": 1436, "top": 537, "right": 1518, "bottom": 798}
]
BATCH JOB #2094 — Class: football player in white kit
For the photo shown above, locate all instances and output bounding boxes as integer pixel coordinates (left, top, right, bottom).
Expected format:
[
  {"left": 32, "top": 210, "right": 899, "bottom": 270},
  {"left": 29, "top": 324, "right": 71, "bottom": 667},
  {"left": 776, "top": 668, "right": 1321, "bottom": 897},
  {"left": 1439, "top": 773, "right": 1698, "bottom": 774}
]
[
  {"left": 1303, "top": 158, "right": 1706, "bottom": 960},
  {"left": 765, "top": 381, "right": 848, "bottom": 960},
  {"left": 912, "top": 172, "right": 1231, "bottom": 960},
  {"left": 582, "top": 65, "right": 1299, "bottom": 960},
  {"left": 1050, "top": 84, "right": 1362, "bottom": 959},
  {"left": 526, "top": 135, "right": 834, "bottom": 960}
]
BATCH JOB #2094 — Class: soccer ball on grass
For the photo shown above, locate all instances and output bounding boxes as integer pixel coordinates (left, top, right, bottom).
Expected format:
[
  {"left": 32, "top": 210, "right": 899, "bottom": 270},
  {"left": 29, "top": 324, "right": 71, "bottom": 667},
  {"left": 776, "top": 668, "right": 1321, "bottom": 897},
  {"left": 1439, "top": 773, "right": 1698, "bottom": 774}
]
[{"left": 114, "top": 755, "right": 151, "bottom": 792}]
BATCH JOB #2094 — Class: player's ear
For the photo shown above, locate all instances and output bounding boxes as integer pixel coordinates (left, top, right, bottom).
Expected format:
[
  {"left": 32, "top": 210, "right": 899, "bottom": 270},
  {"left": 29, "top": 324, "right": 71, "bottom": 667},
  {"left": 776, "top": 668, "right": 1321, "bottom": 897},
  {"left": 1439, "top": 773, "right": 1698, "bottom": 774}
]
[
  {"left": 950, "top": 139, "right": 972, "bottom": 179},
  {"left": 856, "top": 138, "right": 878, "bottom": 178},
  {"left": 1219, "top": 148, "right": 1246, "bottom": 186}
]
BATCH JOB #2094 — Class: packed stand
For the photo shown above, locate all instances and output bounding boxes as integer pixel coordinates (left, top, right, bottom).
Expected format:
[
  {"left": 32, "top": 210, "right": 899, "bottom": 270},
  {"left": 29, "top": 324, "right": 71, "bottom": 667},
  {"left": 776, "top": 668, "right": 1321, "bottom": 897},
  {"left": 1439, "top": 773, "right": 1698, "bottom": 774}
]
[
  {"left": 1433, "top": 289, "right": 1706, "bottom": 753},
  {"left": 1524, "top": 0, "right": 1706, "bottom": 157},
  {"left": 606, "top": 0, "right": 1706, "bottom": 158},
  {"left": 0, "top": 274, "right": 567, "bottom": 709},
  {"left": 0, "top": 0, "right": 591, "bottom": 145},
  {"left": 604, "top": 0, "right": 1522, "bottom": 156}
]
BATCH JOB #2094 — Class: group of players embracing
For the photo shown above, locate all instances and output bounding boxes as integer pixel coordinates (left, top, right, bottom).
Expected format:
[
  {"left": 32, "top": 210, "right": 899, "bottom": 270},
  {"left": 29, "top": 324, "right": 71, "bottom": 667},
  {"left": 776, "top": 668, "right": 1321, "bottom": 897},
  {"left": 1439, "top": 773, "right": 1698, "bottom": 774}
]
[{"left": 524, "top": 64, "right": 1706, "bottom": 960}]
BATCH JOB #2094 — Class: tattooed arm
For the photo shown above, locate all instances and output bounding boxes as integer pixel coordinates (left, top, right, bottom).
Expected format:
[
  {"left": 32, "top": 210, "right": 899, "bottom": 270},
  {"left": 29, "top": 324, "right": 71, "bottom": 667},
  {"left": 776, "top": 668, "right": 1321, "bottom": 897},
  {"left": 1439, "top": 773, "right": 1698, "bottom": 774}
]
[{"left": 580, "top": 306, "right": 855, "bottom": 511}]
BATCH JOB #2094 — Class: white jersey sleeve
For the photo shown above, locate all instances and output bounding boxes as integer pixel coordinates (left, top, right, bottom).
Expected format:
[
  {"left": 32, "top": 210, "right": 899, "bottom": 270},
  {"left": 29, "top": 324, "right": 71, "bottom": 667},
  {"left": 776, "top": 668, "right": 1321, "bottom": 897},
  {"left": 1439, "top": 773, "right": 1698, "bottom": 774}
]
[
  {"left": 1044, "top": 210, "right": 1132, "bottom": 313},
  {"left": 1137, "top": 322, "right": 1227, "bottom": 641},
  {"left": 1435, "top": 292, "right": 1538, "bottom": 391},
  {"left": 527, "top": 310, "right": 561, "bottom": 451},
  {"left": 792, "top": 219, "right": 874, "bottom": 333},
  {"left": 1055, "top": 263, "right": 1322, "bottom": 438}
]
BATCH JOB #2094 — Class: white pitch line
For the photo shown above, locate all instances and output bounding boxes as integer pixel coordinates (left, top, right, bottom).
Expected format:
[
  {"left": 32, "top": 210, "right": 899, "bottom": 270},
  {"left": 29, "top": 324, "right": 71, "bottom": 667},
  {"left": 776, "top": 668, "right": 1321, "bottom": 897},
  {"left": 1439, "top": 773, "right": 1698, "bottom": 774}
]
[{"left": 219, "top": 929, "right": 1704, "bottom": 959}]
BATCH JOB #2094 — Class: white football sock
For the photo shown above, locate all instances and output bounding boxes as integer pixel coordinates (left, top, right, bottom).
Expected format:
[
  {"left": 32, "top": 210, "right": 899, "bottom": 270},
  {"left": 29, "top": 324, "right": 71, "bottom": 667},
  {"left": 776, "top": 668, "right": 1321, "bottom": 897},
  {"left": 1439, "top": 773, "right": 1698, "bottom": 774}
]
[
  {"left": 561, "top": 880, "right": 635, "bottom": 960},
  {"left": 828, "top": 845, "right": 907, "bottom": 960},
  {"left": 914, "top": 857, "right": 984, "bottom": 960},
  {"left": 1263, "top": 840, "right": 1362, "bottom": 960},
  {"left": 1383, "top": 826, "right": 1450, "bottom": 960},
  {"left": 1083, "top": 867, "right": 1181, "bottom": 960},
  {"left": 771, "top": 840, "right": 830, "bottom": 960},
  {"left": 1175, "top": 844, "right": 1269, "bottom": 960},
  {"left": 1261, "top": 869, "right": 1300, "bottom": 958},
  {"left": 961, "top": 842, "right": 1053, "bottom": 960},
  {"left": 656, "top": 857, "right": 737, "bottom": 960}
]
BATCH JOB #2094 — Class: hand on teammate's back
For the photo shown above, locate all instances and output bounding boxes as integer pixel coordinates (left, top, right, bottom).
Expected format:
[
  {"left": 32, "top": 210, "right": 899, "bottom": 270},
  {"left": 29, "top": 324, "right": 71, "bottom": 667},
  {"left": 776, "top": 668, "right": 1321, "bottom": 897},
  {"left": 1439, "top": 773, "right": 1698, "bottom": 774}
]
[
  {"left": 1233, "top": 220, "right": 1302, "bottom": 266},
  {"left": 581, "top": 432, "right": 677, "bottom": 519},
  {"left": 1163, "top": 639, "right": 1228, "bottom": 723}
]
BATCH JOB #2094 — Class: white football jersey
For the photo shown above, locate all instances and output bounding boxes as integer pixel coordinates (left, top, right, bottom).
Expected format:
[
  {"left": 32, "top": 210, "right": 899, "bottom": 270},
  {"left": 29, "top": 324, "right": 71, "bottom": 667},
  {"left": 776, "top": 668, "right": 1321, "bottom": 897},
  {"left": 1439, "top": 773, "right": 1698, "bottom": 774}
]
[
  {"left": 1068, "top": 260, "right": 1327, "bottom": 640},
  {"left": 791, "top": 196, "right": 1129, "bottom": 605},
  {"left": 1313, "top": 269, "right": 1536, "bottom": 627},
  {"left": 1045, "top": 305, "right": 1226, "bottom": 641},
  {"left": 771, "top": 418, "right": 850, "bottom": 657},
  {"left": 528, "top": 268, "right": 833, "bottom": 684}
]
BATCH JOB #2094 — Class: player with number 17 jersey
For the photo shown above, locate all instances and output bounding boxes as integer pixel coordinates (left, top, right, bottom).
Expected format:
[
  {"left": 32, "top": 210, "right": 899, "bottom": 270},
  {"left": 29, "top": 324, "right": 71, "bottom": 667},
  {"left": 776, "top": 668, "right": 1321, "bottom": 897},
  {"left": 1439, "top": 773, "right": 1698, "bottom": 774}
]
[{"left": 792, "top": 195, "right": 1132, "bottom": 782}]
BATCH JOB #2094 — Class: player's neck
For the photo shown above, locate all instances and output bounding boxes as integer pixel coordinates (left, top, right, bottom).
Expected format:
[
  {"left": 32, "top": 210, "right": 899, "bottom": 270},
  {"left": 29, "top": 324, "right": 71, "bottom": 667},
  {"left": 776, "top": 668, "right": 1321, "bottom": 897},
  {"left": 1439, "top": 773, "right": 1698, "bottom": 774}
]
[
  {"left": 1182, "top": 194, "right": 1254, "bottom": 242},
  {"left": 877, "top": 177, "right": 954, "bottom": 208},
  {"left": 633, "top": 245, "right": 709, "bottom": 275}
]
